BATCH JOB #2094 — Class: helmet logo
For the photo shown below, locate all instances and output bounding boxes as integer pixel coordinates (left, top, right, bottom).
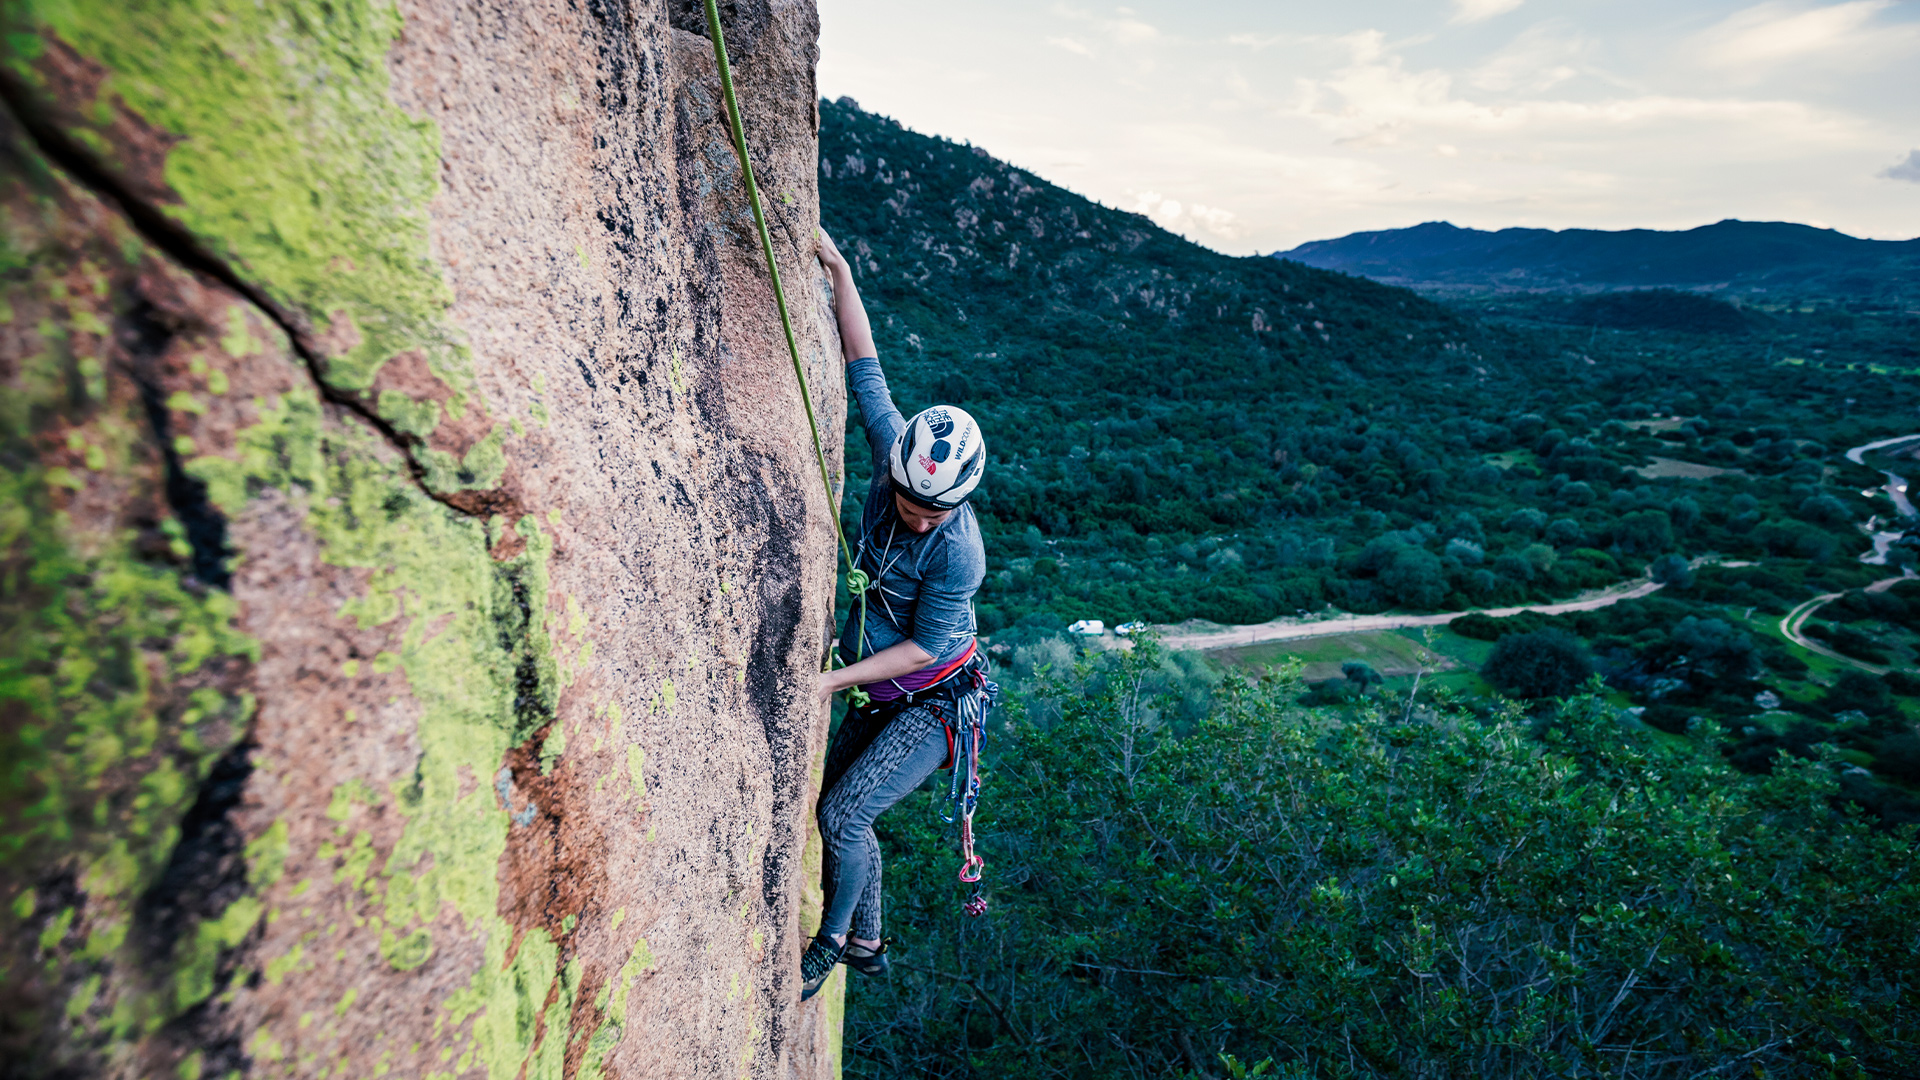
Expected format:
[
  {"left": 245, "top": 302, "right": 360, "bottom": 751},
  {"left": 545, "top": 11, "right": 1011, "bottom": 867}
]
[
  {"left": 917, "top": 454, "right": 939, "bottom": 475},
  {"left": 925, "top": 409, "right": 955, "bottom": 438}
]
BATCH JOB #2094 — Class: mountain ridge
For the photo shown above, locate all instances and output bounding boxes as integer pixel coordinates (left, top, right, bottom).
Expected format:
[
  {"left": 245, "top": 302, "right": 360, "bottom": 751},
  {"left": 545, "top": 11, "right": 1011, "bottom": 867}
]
[{"left": 1276, "top": 218, "right": 1920, "bottom": 297}]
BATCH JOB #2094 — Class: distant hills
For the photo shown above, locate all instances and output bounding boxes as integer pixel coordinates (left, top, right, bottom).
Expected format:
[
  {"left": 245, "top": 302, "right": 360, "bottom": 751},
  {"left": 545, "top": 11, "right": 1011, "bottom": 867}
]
[{"left": 1275, "top": 220, "right": 1920, "bottom": 299}]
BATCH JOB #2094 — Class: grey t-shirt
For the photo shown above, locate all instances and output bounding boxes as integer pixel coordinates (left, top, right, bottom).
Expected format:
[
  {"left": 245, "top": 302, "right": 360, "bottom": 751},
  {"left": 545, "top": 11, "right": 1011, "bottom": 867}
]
[{"left": 839, "top": 356, "right": 986, "bottom": 668}]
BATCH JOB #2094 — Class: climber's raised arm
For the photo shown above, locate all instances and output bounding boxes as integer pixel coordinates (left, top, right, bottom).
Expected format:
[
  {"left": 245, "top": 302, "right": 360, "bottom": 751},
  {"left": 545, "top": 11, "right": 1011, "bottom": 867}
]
[
  {"left": 818, "top": 229, "right": 877, "bottom": 364},
  {"left": 818, "top": 230, "right": 904, "bottom": 470}
]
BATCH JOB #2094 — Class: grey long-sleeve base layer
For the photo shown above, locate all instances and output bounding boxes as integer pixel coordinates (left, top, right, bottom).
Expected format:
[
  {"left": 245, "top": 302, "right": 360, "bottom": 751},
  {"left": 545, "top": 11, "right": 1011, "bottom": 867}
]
[{"left": 839, "top": 356, "right": 986, "bottom": 668}]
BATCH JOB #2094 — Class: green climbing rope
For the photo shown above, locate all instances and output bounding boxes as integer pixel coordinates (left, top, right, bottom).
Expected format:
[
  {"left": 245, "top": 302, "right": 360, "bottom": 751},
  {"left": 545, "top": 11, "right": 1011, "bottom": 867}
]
[{"left": 701, "top": 0, "right": 870, "bottom": 700}]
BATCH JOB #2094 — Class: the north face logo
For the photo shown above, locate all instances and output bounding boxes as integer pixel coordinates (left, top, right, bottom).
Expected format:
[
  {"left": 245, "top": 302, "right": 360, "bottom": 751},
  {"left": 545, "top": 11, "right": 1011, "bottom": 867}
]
[{"left": 917, "top": 454, "right": 939, "bottom": 475}]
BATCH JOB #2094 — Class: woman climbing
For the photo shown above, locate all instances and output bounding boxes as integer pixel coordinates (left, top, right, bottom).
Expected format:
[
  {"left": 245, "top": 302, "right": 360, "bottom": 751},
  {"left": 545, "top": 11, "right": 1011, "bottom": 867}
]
[{"left": 801, "top": 231, "right": 990, "bottom": 1002}]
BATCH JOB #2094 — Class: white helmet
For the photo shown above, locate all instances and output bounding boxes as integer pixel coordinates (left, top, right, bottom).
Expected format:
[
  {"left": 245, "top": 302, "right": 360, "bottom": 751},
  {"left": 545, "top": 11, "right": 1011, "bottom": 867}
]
[{"left": 889, "top": 405, "right": 986, "bottom": 510}]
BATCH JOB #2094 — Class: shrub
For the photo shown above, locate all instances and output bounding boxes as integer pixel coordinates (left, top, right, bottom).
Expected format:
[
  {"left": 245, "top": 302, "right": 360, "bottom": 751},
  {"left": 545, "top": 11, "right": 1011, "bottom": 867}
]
[
  {"left": 1640, "top": 702, "right": 1694, "bottom": 734},
  {"left": 1884, "top": 670, "right": 1920, "bottom": 697},
  {"left": 1451, "top": 610, "right": 1551, "bottom": 642},
  {"left": 1827, "top": 671, "right": 1894, "bottom": 716},
  {"left": 1827, "top": 624, "right": 1890, "bottom": 664},
  {"left": 1483, "top": 628, "right": 1595, "bottom": 699},
  {"left": 1341, "top": 661, "right": 1383, "bottom": 689},
  {"left": 1875, "top": 730, "right": 1920, "bottom": 783}
]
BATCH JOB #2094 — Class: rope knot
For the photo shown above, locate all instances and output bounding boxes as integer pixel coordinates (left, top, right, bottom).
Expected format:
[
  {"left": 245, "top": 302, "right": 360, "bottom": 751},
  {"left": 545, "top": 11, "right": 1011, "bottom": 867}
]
[{"left": 845, "top": 568, "right": 870, "bottom": 595}]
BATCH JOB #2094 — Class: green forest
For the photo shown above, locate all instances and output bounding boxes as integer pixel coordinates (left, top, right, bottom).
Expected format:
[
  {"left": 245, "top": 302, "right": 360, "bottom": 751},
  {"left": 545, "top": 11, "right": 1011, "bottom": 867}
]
[{"left": 816, "top": 98, "right": 1920, "bottom": 1076}]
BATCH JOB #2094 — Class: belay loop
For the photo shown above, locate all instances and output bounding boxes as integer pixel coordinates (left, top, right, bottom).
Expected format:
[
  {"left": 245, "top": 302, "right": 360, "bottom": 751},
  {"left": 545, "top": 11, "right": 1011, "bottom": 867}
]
[{"left": 942, "top": 665, "right": 999, "bottom": 916}]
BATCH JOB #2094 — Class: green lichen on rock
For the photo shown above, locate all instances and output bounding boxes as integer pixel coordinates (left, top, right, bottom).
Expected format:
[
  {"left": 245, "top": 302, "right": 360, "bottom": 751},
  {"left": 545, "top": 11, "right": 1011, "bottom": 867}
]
[
  {"left": 190, "top": 385, "right": 573, "bottom": 1076},
  {"left": 2, "top": 94, "right": 570, "bottom": 1076},
  {"left": 578, "top": 938, "right": 656, "bottom": 1080},
  {"left": 2, "top": 0, "right": 468, "bottom": 396},
  {"left": 0, "top": 353, "right": 254, "bottom": 893},
  {"left": 0, "top": 143, "right": 261, "bottom": 1068}
]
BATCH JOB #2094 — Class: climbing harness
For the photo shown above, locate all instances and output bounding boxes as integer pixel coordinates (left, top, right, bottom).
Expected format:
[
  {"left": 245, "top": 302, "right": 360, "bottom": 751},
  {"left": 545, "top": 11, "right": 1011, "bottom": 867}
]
[
  {"left": 700, "top": 1, "right": 996, "bottom": 916},
  {"left": 699, "top": 0, "right": 871, "bottom": 705}
]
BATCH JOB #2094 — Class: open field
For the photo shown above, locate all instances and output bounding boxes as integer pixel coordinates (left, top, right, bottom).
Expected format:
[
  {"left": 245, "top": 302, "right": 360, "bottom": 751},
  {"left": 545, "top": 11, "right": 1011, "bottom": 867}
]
[
  {"left": 1209, "top": 626, "right": 1494, "bottom": 686},
  {"left": 1633, "top": 456, "right": 1746, "bottom": 480}
]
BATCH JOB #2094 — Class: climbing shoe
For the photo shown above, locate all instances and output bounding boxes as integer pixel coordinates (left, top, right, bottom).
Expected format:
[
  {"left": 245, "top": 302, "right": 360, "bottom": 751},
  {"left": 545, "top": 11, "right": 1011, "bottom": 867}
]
[
  {"left": 799, "top": 935, "right": 845, "bottom": 1002},
  {"left": 841, "top": 938, "right": 891, "bottom": 978}
]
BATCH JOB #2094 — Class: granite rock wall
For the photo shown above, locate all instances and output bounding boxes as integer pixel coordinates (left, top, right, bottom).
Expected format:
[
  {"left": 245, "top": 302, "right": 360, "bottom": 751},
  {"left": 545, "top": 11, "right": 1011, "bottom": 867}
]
[{"left": 0, "top": 1, "right": 843, "bottom": 1077}]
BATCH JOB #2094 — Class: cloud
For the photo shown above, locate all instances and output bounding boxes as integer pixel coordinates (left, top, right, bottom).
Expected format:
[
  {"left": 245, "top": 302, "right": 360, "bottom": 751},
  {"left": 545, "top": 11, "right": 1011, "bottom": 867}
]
[
  {"left": 1291, "top": 28, "right": 1861, "bottom": 144},
  {"left": 1131, "top": 190, "right": 1242, "bottom": 240},
  {"left": 1468, "top": 24, "right": 1589, "bottom": 92},
  {"left": 1046, "top": 36, "right": 1092, "bottom": 56},
  {"left": 1050, "top": 3, "right": 1160, "bottom": 46},
  {"left": 1106, "top": 13, "right": 1159, "bottom": 45},
  {"left": 1452, "top": 0, "right": 1526, "bottom": 24},
  {"left": 1883, "top": 150, "right": 1920, "bottom": 183},
  {"left": 1698, "top": 0, "right": 1904, "bottom": 67}
]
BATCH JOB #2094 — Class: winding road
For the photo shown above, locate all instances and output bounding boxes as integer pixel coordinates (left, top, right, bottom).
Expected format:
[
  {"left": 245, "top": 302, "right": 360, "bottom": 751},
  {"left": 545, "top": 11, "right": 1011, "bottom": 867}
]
[
  {"left": 1160, "top": 434, "right": 1920, "bottom": 658},
  {"left": 1778, "top": 577, "right": 1908, "bottom": 676},
  {"left": 1780, "top": 434, "right": 1920, "bottom": 673}
]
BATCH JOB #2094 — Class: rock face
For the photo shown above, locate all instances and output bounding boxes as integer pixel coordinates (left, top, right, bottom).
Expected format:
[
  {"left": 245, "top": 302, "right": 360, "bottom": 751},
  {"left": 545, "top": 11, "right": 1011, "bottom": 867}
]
[{"left": 0, "top": 2, "right": 844, "bottom": 1077}]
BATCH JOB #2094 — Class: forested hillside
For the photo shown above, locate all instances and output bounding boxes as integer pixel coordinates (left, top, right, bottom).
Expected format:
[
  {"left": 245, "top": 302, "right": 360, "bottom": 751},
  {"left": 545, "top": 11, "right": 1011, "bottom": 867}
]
[{"left": 817, "top": 99, "right": 1920, "bottom": 637}]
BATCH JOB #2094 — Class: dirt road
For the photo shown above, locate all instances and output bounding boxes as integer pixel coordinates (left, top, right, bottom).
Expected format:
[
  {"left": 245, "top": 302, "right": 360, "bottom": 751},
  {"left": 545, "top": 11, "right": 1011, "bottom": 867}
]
[
  {"left": 1157, "top": 577, "right": 1665, "bottom": 652},
  {"left": 1777, "top": 575, "right": 1910, "bottom": 676}
]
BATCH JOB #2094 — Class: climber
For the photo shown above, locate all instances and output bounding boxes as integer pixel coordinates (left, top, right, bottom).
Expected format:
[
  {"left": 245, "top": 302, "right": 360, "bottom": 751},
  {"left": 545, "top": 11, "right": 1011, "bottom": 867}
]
[{"left": 800, "top": 230, "right": 989, "bottom": 1002}]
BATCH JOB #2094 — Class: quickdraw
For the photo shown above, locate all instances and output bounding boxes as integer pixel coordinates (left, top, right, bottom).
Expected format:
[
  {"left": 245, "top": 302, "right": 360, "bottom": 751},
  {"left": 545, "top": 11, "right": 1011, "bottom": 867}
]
[{"left": 940, "top": 666, "right": 998, "bottom": 916}]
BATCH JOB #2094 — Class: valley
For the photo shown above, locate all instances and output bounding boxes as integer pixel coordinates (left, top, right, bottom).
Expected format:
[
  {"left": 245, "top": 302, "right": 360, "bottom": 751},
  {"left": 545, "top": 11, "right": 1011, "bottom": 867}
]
[{"left": 816, "top": 99, "right": 1920, "bottom": 1078}]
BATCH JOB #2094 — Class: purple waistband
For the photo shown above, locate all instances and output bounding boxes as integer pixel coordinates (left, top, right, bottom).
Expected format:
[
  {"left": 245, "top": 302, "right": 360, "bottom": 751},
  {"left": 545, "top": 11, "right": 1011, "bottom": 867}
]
[{"left": 861, "top": 640, "right": 977, "bottom": 702}]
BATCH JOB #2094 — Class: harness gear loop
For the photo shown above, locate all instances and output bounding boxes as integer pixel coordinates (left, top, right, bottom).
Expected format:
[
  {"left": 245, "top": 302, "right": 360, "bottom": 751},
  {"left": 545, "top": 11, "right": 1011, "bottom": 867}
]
[
  {"left": 941, "top": 662, "right": 998, "bottom": 915},
  {"left": 699, "top": 0, "right": 872, "bottom": 681}
]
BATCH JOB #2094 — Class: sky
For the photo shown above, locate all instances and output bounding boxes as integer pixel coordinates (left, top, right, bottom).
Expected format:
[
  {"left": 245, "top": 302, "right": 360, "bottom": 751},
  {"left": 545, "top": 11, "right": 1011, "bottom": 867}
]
[{"left": 814, "top": 0, "right": 1920, "bottom": 255}]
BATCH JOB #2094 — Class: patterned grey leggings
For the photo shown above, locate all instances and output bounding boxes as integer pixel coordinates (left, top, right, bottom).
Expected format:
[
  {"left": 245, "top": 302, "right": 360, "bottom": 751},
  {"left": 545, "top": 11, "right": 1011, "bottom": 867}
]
[{"left": 817, "top": 700, "right": 950, "bottom": 941}]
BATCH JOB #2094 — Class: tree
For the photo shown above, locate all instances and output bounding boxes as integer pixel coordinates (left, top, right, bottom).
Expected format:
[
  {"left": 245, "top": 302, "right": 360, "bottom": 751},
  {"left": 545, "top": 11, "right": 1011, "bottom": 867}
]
[
  {"left": 1545, "top": 518, "right": 1584, "bottom": 547},
  {"left": 1650, "top": 553, "right": 1693, "bottom": 588},
  {"left": 1483, "top": 629, "right": 1594, "bottom": 698},
  {"left": 1668, "top": 496, "right": 1701, "bottom": 531},
  {"left": 1493, "top": 552, "right": 1534, "bottom": 583},
  {"left": 1504, "top": 508, "right": 1547, "bottom": 535},
  {"left": 1380, "top": 548, "right": 1447, "bottom": 608},
  {"left": 850, "top": 643, "right": 1920, "bottom": 1078},
  {"left": 1558, "top": 481, "right": 1596, "bottom": 506},
  {"left": 1798, "top": 494, "right": 1851, "bottom": 526},
  {"left": 1670, "top": 616, "right": 1759, "bottom": 683},
  {"left": 1615, "top": 510, "right": 1674, "bottom": 555},
  {"left": 1826, "top": 670, "right": 1893, "bottom": 716},
  {"left": 1342, "top": 661, "right": 1384, "bottom": 689}
]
